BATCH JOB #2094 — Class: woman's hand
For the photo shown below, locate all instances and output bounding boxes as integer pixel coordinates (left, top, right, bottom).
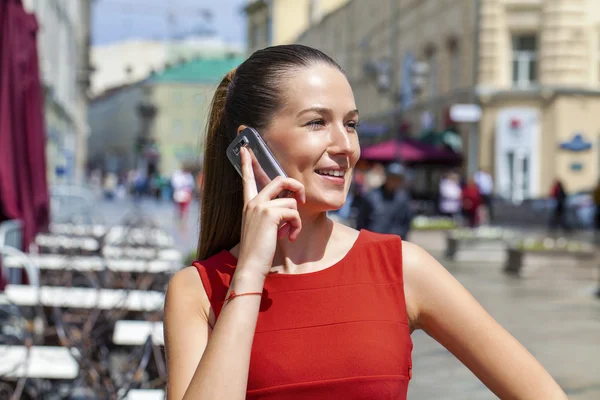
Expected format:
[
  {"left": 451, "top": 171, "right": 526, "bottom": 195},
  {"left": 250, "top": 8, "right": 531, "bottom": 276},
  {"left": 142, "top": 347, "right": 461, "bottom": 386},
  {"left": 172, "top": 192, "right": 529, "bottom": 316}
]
[{"left": 236, "top": 147, "right": 306, "bottom": 279}]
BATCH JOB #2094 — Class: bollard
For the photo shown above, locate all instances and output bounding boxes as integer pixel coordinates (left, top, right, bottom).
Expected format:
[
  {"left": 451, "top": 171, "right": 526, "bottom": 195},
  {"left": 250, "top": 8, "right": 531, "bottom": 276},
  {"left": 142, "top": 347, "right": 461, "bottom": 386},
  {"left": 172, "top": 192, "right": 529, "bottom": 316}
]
[
  {"left": 504, "top": 248, "right": 523, "bottom": 275},
  {"left": 445, "top": 236, "right": 457, "bottom": 260}
]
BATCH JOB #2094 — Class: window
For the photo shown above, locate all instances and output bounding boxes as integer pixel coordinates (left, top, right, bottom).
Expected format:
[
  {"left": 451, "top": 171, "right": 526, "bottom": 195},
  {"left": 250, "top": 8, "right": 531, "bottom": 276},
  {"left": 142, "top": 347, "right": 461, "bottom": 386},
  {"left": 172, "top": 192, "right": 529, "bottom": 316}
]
[
  {"left": 512, "top": 34, "right": 537, "bottom": 87},
  {"left": 249, "top": 23, "right": 259, "bottom": 50},
  {"left": 448, "top": 39, "right": 460, "bottom": 91},
  {"left": 428, "top": 51, "right": 438, "bottom": 99},
  {"left": 309, "top": 0, "right": 320, "bottom": 24},
  {"left": 172, "top": 91, "right": 183, "bottom": 105},
  {"left": 172, "top": 119, "right": 184, "bottom": 136},
  {"left": 192, "top": 119, "right": 203, "bottom": 133}
]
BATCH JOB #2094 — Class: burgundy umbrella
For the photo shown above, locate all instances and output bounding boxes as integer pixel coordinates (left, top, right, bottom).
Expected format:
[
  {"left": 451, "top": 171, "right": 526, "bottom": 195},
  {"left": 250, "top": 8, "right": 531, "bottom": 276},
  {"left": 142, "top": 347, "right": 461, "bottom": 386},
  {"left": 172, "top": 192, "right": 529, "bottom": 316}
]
[
  {"left": 360, "top": 139, "right": 462, "bottom": 164},
  {"left": 0, "top": 0, "right": 50, "bottom": 286}
]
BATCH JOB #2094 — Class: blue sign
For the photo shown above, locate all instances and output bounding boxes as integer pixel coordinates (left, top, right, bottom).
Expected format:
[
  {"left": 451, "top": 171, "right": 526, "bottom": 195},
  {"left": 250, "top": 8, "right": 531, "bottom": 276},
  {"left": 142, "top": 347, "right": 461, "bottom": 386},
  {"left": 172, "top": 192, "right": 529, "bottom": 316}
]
[
  {"left": 570, "top": 162, "right": 584, "bottom": 172},
  {"left": 560, "top": 133, "right": 592, "bottom": 152}
]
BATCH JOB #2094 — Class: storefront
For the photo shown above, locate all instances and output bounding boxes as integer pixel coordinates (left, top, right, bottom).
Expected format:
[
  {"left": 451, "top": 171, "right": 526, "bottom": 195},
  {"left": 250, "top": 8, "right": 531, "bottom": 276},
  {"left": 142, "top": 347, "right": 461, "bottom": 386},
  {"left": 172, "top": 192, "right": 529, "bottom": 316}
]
[{"left": 494, "top": 107, "right": 540, "bottom": 203}]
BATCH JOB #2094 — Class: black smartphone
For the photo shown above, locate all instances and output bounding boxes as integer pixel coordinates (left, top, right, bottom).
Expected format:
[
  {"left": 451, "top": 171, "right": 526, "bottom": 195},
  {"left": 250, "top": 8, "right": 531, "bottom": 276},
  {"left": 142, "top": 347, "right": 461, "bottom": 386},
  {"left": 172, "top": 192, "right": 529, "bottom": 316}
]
[{"left": 226, "top": 127, "right": 290, "bottom": 196}]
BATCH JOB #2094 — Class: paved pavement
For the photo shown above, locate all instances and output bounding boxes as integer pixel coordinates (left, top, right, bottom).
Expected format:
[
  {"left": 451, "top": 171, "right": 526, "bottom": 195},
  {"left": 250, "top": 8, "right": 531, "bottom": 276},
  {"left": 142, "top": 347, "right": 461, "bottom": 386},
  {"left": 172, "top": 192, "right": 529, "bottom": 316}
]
[
  {"left": 90, "top": 198, "right": 600, "bottom": 399},
  {"left": 408, "top": 231, "right": 600, "bottom": 399}
]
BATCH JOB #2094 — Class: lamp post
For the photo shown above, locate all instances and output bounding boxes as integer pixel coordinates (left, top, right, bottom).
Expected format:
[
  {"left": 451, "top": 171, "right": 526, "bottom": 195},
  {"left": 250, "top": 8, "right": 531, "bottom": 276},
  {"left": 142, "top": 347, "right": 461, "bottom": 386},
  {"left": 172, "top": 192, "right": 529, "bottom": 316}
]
[{"left": 136, "top": 100, "right": 158, "bottom": 175}]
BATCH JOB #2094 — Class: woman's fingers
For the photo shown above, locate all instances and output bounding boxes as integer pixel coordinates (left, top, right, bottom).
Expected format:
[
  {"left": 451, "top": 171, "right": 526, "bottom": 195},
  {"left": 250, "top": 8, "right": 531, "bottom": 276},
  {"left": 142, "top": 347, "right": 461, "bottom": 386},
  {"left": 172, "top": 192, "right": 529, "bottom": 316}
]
[
  {"left": 252, "top": 176, "right": 306, "bottom": 204},
  {"left": 241, "top": 148, "right": 259, "bottom": 205}
]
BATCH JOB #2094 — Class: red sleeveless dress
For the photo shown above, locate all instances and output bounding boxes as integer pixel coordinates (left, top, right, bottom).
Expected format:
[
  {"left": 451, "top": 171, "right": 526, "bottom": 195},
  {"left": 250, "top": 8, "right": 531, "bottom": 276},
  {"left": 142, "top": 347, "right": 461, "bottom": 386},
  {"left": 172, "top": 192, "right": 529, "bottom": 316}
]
[{"left": 193, "top": 230, "right": 413, "bottom": 399}]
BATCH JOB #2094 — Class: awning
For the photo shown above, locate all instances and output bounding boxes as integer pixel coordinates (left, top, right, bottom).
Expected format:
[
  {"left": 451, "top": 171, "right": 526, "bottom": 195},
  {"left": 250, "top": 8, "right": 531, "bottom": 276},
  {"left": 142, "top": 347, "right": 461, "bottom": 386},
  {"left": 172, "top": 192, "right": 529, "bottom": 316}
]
[{"left": 360, "top": 139, "right": 462, "bottom": 164}]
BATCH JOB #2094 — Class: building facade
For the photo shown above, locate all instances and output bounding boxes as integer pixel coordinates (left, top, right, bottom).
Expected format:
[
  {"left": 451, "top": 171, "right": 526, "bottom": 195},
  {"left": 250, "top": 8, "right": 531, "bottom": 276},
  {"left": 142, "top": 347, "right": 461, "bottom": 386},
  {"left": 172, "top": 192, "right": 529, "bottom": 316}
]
[
  {"left": 88, "top": 56, "right": 243, "bottom": 178},
  {"left": 21, "top": 0, "right": 92, "bottom": 185},
  {"left": 90, "top": 37, "right": 243, "bottom": 97},
  {"left": 245, "top": 0, "right": 350, "bottom": 54},
  {"left": 293, "top": 0, "right": 600, "bottom": 201}
]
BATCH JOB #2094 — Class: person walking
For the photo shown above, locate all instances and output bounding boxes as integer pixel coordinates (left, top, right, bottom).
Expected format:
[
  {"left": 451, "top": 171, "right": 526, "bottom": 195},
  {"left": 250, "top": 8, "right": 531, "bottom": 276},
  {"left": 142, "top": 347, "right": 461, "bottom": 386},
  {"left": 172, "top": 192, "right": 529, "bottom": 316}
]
[
  {"left": 355, "top": 162, "right": 413, "bottom": 239},
  {"left": 171, "top": 166, "right": 195, "bottom": 231},
  {"left": 474, "top": 167, "right": 494, "bottom": 223},
  {"left": 462, "top": 178, "right": 482, "bottom": 228},
  {"left": 164, "top": 44, "right": 566, "bottom": 400},
  {"left": 438, "top": 172, "right": 462, "bottom": 219},
  {"left": 549, "top": 179, "right": 569, "bottom": 232},
  {"left": 593, "top": 179, "right": 600, "bottom": 242}
]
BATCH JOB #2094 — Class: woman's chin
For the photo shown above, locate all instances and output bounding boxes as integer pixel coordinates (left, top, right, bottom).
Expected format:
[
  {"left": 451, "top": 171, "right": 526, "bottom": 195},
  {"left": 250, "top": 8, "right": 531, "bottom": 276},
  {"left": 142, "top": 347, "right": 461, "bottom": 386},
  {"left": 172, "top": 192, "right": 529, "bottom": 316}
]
[{"left": 305, "top": 196, "right": 346, "bottom": 213}]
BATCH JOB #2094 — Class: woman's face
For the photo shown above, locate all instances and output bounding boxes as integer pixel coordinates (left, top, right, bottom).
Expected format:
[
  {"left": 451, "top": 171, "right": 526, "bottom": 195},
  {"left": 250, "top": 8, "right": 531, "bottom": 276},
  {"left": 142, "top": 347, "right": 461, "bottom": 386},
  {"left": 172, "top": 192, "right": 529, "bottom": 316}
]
[{"left": 262, "top": 64, "right": 360, "bottom": 213}]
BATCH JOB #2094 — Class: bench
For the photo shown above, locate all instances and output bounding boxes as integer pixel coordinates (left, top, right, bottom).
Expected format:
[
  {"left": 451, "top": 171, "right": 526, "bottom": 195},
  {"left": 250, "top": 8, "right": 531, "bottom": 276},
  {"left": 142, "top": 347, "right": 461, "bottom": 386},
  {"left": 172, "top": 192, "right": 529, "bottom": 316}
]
[
  {"left": 0, "top": 345, "right": 79, "bottom": 379},
  {"left": 504, "top": 238, "right": 597, "bottom": 275},
  {"left": 445, "top": 227, "right": 518, "bottom": 260},
  {"left": 123, "top": 389, "right": 165, "bottom": 400}
]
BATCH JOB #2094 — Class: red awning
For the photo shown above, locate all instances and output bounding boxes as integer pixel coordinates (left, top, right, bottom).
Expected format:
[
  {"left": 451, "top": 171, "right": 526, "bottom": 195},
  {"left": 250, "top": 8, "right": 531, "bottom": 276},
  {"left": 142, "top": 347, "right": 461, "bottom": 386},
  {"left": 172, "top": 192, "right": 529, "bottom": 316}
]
[
  {"left": 0, "top": 0, "right": 50, "bottom": 253},
  {"left": 360, "top": 139, "right": 462, "bottom": 164}
]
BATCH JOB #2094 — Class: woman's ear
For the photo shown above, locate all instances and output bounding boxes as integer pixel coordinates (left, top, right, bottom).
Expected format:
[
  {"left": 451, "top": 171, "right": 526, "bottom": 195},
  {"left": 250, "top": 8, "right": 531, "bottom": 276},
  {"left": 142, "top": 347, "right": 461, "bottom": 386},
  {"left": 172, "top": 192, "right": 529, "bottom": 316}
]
[{"left": 237, "top": 125, "right": 248, "bottom": 135}]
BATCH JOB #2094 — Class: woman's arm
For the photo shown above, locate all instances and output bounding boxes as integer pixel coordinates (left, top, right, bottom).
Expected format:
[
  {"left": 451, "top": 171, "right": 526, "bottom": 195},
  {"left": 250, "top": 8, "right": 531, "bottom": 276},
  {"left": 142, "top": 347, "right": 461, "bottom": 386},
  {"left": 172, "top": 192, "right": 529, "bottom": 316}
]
[
  {"left": 164, "top": 266, "right": 265, "bottom": 400},
  {"left": 402, "top": 241, "right": 567, "bottom": 399}
]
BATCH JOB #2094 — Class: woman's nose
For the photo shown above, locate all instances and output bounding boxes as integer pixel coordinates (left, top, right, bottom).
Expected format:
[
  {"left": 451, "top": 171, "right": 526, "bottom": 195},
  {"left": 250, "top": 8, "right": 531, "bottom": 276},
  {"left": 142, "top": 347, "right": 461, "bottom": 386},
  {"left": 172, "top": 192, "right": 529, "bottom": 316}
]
[{"left": 329, "top": 124, "right": 353, "bottom": 155}]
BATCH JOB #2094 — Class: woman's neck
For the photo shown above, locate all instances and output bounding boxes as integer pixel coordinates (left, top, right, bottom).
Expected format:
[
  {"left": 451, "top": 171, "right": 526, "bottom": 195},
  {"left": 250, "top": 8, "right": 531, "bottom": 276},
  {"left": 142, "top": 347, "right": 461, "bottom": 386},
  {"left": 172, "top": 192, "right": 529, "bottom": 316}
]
[{"left": 270, "top": 212, "right": 334, "bottom": 274}]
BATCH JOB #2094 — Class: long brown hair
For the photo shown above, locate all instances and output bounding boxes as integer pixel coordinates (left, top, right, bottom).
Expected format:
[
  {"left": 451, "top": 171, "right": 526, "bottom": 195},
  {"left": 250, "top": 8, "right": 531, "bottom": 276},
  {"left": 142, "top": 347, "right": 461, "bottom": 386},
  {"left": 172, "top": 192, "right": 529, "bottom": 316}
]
[{"left": 197, "top": 45, "right": 342, "bottom": 261}]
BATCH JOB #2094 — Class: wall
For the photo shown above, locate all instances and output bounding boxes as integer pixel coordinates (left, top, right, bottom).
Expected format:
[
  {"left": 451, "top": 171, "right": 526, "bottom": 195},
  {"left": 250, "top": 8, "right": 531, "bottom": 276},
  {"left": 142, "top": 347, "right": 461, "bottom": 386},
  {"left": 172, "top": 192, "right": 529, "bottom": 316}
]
[
  {"left": 150, "top": 83, "right": 216, "bottom": 176},
  {"left": 88, "top": 85, "right": 145, "bottom": 174}
]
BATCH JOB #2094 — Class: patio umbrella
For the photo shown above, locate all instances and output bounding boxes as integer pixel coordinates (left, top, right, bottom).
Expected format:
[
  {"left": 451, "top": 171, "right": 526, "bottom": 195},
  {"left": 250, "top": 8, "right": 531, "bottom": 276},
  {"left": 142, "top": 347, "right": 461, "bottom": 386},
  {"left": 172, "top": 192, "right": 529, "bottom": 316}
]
[
  {"left": 0, "top": 0, "right": 50, "bottom": 256},
  {"left": 360, "top": 138, "right": 462, "bottom": 165}
]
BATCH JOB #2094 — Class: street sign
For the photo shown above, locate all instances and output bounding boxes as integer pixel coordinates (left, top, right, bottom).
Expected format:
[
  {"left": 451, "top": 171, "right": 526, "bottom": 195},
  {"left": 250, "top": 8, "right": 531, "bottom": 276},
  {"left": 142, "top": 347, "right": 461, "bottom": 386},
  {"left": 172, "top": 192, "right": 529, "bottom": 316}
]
[{"left": 450, "top": 104, "right": 482, "bottom": 123}]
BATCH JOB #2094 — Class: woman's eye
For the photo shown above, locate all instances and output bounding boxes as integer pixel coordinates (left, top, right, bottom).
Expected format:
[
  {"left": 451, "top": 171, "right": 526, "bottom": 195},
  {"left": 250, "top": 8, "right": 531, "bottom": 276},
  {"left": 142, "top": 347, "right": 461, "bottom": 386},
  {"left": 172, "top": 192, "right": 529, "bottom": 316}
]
[
  {"left": 346, "top": 121, "right": 360, "bottom": 131},
  {"left": 306, "top": 119, "right": 325, "bottom": 130}
]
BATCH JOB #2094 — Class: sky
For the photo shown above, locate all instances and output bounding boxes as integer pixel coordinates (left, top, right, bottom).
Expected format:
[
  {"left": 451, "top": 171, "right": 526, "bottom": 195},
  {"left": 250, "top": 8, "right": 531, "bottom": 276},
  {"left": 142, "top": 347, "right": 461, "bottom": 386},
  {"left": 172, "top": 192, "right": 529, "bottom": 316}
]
[{"left": 92, "top": 0, "right": 247, "bottom": 47}]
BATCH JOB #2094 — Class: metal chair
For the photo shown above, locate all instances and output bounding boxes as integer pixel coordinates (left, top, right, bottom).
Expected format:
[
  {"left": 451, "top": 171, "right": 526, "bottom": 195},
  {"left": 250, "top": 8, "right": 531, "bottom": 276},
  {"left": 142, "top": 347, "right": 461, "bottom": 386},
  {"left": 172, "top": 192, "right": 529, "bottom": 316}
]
[{"left": 0, "top": 220, "right": 24, "bottom": 285}]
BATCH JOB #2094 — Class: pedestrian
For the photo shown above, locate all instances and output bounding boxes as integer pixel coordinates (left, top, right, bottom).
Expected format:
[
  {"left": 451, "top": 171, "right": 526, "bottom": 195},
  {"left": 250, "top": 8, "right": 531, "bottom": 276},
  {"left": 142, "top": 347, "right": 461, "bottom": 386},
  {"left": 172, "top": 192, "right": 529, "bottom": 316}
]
[
  {"left": 474, "top": 166, "right": 494, "bottom": 223},
  {"left": 438, "top": 171, "right": 462, "bottom": 219},
  {"left": 355, "top": 162, "right": 413, "bottom": 239},
  {"left": 593, "top": 179, "right": 600, "bottom": 242},
  {"left": 549, "top": 179, "right": 569, "bottom": 231},
  {"left": 462, "top": 177, "right": 482, "bottom": 228},
  {"left": 171, "top": 166, "right": 195, "bottom": 231},
  {"left": 164, "top": 44, "right": 566, "bottom": 400}
]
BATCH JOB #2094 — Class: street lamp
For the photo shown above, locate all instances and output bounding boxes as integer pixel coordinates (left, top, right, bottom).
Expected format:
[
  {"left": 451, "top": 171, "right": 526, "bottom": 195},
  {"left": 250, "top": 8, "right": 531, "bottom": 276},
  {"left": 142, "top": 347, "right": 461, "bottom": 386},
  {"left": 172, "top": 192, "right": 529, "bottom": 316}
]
[{"left": 136, "top": 100, "right": 158, "bottom": 175}]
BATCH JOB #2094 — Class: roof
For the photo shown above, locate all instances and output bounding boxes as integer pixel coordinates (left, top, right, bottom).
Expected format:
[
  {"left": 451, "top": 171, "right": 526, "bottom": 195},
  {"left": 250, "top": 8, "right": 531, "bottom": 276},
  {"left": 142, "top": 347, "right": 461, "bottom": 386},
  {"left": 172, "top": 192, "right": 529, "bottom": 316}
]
[
  {"left": 90, "top": 80, "right": 146, "bottom": 102},
  {"left": 149, "top": 56, "right": 245, "bottom": 84}
]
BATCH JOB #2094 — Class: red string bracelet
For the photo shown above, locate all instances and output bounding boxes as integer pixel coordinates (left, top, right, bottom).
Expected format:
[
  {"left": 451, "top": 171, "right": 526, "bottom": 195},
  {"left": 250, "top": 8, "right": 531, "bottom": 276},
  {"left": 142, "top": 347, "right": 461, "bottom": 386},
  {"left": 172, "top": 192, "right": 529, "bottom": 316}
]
[{"left": 223, "top": 290, "right": 263, "bottom": 304}]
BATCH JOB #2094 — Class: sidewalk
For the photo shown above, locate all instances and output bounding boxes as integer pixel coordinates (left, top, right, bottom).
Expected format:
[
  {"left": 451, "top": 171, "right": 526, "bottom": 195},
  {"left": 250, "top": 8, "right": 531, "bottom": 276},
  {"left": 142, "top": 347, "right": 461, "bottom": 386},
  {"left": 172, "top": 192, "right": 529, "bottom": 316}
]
[{"left": 408, "top": 229, "right": 600, "bottom": 399}]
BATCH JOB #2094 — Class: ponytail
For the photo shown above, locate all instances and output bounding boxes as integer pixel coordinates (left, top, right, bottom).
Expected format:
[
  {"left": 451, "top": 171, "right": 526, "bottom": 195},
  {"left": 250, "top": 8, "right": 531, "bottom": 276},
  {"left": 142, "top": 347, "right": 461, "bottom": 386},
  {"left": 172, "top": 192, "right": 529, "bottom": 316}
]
[{"left": 197, "top": 69, "right": 244, "bottom": 260}]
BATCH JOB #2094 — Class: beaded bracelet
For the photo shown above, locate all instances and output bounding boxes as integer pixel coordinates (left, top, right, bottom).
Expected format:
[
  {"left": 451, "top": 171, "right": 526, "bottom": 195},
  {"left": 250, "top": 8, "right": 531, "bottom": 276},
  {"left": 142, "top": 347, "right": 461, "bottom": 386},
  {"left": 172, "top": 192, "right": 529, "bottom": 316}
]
[{"left": 223, "top": 290, "right": 263, "bottom": 304}]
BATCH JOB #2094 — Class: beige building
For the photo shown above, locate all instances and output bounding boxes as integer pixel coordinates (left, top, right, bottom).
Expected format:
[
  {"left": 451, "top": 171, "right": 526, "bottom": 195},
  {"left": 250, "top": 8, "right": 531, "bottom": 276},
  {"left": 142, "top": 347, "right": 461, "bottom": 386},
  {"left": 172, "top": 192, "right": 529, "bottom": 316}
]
[
  {"left": 245, "top": 0, "right": 350, "bottom": 53},
  {"left": 88, "top": 56, "right": 244, "bottom": 177},
  {"left": 294, "top": 0, "right": 600, "bottom": 202}
]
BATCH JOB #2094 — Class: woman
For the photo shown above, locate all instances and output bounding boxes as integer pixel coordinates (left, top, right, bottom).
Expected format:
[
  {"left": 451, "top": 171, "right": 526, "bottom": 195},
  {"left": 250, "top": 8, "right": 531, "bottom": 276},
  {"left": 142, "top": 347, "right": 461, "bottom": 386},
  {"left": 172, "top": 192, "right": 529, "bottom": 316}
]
[{"left": 164, "top": 45, "right": 566, "bottom": 399}]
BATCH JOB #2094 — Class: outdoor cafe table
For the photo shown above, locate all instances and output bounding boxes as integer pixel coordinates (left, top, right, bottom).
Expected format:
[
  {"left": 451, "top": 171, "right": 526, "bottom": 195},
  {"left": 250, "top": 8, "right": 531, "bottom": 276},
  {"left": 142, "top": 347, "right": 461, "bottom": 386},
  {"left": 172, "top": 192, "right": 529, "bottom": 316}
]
[
  {"left": 4, "top": 254, "right": 181, "bottom": 274},
  {"left": 112, "top": 320, "right": 164, "bottom": 346},
  {"left": 0, "top": 286, "right": 164, "bottom": 312},
  {"left": 0, "top": 345, "right": 79, "bottom": 379}
]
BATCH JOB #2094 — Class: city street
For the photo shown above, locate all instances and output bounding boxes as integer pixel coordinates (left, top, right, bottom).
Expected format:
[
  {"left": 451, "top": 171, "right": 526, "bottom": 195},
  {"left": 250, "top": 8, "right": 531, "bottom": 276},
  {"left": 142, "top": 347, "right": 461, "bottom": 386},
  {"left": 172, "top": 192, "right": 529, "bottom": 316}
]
[{"left": 96, "top": 197, "right": 600, "bottom": 399}]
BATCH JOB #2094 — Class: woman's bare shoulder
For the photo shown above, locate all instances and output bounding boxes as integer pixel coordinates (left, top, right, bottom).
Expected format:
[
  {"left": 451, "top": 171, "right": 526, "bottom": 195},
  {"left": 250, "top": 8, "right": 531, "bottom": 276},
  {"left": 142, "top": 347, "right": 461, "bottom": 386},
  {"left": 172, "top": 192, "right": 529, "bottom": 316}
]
[{"left": 166, "top": 266, "right": 212, "bottom": 322}]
